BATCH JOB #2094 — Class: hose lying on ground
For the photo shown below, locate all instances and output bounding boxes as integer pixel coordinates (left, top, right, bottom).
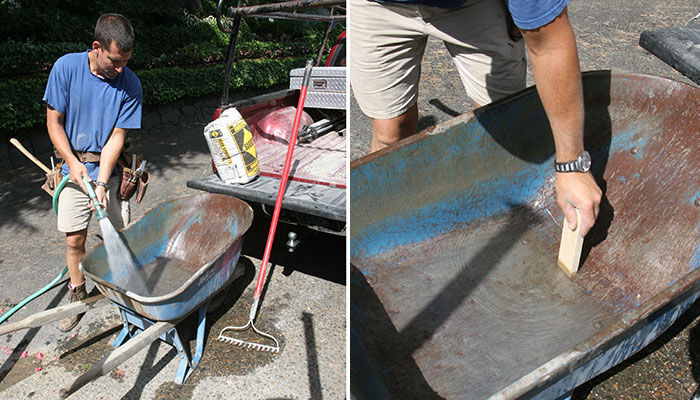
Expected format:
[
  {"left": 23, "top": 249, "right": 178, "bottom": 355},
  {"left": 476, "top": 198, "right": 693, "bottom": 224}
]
[{"left": 0, "top": 175, "right": 71, "bottom": 325}]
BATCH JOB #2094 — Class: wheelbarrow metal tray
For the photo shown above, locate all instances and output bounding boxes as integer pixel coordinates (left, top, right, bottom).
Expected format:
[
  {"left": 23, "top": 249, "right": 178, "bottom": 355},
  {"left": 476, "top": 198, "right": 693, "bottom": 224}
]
[
  {"left": 81, "top": 193, "right": 253, "bottom": 321},
  {"left": 350, "top": 71, "right": 700, "bottom": 399}
]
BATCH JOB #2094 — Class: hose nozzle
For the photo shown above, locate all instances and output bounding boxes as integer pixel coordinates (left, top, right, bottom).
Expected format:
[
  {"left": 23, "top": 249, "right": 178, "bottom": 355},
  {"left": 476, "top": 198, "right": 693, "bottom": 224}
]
[{"left": 82, "top": 177, "right": 108, "bottom": 220}]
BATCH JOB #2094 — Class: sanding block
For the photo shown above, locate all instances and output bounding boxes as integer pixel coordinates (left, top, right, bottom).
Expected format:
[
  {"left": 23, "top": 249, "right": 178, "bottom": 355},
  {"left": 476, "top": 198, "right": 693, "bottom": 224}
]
[{"left": 558, "top": 208, "right": 583, "bottom": 277}]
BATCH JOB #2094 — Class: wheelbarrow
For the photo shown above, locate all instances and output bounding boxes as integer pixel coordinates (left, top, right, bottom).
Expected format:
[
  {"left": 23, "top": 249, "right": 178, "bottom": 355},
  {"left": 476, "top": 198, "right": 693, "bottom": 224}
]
[
  {"left": 0, "top": 193, "right": 253, "bottom": 396},
  {"left": 350, "top": 71, "right": 700, "bottom": 399}
]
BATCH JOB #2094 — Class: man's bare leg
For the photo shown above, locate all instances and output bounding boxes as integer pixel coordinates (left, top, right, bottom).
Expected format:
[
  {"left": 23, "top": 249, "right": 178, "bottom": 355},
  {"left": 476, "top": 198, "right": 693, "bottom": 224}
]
[
  {"left": 59, "top": 228, "right": 89, "bottom": 331},
  {"left": 65, "top": 229, "right": 87, "bottom": 287},
  {"left": 370, "top": 103, "right": 418, "bottom": 152}
]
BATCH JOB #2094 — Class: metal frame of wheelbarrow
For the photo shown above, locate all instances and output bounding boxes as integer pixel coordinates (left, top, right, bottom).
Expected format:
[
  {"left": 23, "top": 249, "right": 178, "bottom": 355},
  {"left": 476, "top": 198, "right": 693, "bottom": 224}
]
[
  {"left": 0, "top": 291, "right": 226, "bottom": 395},
  {"left": 57, "top": 261, "right": 245, "bottom": 397},
  {"left": 113, "top": 302, "right": 209, "bottom": 385}
]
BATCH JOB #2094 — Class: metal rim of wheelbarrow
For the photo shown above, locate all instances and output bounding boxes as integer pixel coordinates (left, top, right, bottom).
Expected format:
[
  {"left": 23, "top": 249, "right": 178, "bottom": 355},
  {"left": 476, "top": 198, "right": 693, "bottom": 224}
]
[{"left": 80, "top": 193, "right": 254, "bottom": 304}]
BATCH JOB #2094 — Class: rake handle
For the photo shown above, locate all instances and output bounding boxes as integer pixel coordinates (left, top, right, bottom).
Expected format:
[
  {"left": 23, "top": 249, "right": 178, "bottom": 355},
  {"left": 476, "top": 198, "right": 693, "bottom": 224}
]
[{"left": 253, "top": 59, "right": 313, "bottom": 301}]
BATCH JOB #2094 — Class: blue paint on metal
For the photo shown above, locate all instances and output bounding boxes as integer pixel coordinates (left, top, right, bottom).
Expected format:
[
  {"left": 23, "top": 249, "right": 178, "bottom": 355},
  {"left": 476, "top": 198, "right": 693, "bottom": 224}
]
[
  {"left": 691, "top": 219, "right": 700, "bottom": 272},
  {"left": 619, "top": 176, "right": 627, "bottom": 184},
  {"left": 225, "top": 219, "right": 240, "bottom": 239},
  {"left": 353, "top": 161, "right": 551, "bottom": 262},
  {"left": 608, "top": 125, "right": 650, "bottom": 158},
  {"left": 82, "top": 194, "right": 253, "bottom": 321},
  {"left": 352, "top": 102, "right": 658, "bottom": 262}
]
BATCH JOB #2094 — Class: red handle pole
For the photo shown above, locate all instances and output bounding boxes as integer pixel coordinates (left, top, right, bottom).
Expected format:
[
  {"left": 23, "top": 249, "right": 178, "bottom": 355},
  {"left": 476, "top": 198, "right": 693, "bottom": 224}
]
[{"left": 253, "top": 60, "right": 314, "bottom": 298}]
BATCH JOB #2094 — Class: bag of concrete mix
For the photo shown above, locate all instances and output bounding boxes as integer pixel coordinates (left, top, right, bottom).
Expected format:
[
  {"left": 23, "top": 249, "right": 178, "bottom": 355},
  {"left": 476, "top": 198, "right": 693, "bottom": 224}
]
[{"left": 204, "top": 108, "right": 259, "bottom": 184}]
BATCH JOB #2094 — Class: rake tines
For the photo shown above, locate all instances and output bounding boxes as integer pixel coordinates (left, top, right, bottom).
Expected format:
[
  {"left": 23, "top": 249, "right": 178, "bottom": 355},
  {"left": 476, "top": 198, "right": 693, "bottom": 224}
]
[{"left": 217, "top": 319, "right": 280, "bottom": 353}]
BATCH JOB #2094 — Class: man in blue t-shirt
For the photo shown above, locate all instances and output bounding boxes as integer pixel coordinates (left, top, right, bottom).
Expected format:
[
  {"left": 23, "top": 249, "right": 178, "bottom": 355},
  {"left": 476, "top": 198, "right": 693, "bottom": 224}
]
[
  {"left": 43, "top": 13, "right": 142, "bottom": 331},
  {"left": 349, "top": 0, "right": 601, "bottom": 239}
]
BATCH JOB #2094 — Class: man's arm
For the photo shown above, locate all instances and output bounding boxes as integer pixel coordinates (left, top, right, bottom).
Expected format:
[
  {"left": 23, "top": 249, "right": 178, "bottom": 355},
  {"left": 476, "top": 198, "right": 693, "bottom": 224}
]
[
  {"left": 95, "top": 127, "right": 128, "bottom": 208},
  {"left": 520, "top": 7, "right": 601, "bottom": 236},
  {"left": 46, "top": 105, "right": 90, "bottom": 193}
]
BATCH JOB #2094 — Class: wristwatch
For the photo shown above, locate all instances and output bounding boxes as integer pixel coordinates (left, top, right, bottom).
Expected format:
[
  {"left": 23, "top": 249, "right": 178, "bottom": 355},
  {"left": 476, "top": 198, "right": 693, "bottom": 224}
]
[
  {"left": 554, "top": 150, "right": 591, "bottom": 173},
  {"left": 95, "top": 180, "right": 107, "bottom": 188}
]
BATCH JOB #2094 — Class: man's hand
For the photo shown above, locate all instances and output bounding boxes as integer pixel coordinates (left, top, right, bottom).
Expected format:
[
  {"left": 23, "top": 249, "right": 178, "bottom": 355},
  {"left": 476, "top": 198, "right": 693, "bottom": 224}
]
[
  {"left": 67, "top": 160, "right": 91, "bottom": 194},
  {"left": 555, "top": 172, "right": 602, "bottom": 236},
  {"left": 94, "top": 185, "right": 107, "bottom": 211}
]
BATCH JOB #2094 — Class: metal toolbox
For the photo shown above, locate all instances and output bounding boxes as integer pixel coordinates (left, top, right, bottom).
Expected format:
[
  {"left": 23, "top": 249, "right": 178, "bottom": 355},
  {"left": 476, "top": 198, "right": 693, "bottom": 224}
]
[{"left": 289, "top": 66, "right": 346, "bottom": 110}]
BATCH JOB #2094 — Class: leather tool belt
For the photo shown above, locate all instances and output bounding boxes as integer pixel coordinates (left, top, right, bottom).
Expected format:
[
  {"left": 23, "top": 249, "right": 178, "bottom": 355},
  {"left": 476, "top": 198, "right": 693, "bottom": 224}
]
[
  {"left": 116, "top": 144, "right": 149, "bottom": 203},
  {"left": 45, "top": 145, "right": 149, "bottom": 203},
  {"left": 74, "top": 150, "right": 101, "bottom": 163}
]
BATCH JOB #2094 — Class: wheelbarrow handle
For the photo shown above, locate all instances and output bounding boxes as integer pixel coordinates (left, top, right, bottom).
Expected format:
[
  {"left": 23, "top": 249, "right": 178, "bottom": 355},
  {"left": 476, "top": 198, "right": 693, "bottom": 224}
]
[
  {"left": 60, "top": 320, "right": 175, "bottom": 398},
  {"left": 0, "top": 294, "right": 107, "bottom": 336}
]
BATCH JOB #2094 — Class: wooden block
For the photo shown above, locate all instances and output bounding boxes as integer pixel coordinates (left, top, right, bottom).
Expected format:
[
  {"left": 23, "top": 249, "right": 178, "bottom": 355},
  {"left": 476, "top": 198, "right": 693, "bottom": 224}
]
[{"left": 557, "top": 208, "right": 584, "bottom": 277}]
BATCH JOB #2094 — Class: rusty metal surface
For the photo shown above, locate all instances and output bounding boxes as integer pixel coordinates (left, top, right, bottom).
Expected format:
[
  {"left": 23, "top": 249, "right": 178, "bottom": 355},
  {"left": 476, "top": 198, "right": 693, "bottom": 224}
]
[
  {"left": 350, "top": 71, "right": 700, "bottom": 398},
  {"left": 81, "top": 193, "right": 253, "bottom": 321}
]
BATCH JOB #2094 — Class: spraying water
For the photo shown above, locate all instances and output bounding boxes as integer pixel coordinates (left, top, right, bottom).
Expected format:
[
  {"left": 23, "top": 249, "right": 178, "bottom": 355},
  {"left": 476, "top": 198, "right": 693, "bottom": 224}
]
[{"left": 83, "top": 178, "right": 150, "bottom": 295}]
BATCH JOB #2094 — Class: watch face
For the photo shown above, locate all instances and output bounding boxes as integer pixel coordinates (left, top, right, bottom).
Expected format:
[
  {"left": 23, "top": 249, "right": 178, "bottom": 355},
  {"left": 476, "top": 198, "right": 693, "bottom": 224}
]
[{"left": 579, "top": 151, "right": 591, "bottom": 172}]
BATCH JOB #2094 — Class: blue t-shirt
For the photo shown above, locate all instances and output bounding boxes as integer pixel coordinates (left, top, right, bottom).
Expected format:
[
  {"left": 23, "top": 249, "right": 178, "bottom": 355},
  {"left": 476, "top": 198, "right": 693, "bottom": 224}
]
[
  {"left": 374, "top": 0, "right": 568, "bottom": 30},
  {"left": 43, "top": 50, "right": 142, "bottom": 180},
  {"left": 507, "top": 0, "right": 569, "bottom": 30}
]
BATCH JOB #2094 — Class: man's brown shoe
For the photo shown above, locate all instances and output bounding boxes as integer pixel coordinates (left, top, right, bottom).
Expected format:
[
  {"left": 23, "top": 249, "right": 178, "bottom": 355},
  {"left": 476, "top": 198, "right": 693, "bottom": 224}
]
[{"left": 58, "top": 282, "right": 88, "bottom": 332}]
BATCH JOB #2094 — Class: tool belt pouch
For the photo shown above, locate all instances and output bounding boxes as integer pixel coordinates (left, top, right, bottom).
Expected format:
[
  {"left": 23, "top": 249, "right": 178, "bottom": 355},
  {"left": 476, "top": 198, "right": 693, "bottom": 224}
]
[
  {"left": 41, "top": 164, "right": 63, "bottom": 197},
  {"left": 117, "top": 167, "right": 138, "bottom": 201},
  {"left": 136, "top": 171, "right": 149, "bottom": 203},
  {"left": 116, "top": 143, "right": 149, "bottom": 203}
]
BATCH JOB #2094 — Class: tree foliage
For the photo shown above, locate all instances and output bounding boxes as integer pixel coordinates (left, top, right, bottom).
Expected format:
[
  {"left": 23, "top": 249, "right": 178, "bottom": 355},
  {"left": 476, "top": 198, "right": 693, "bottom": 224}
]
[{"left": 0, "top": 0, "right": 344, "bottom": 134}]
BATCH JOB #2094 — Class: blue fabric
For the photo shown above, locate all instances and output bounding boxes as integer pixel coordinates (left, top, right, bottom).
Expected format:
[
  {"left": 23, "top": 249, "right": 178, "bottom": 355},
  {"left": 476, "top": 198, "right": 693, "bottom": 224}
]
[
  {"left": 43, "top": 50, "right": 142, "bottom": 181},
  {"left": 372, "top": 0, "right": 568, "bottom": 29},
  {"left": 507, "top": 0, "right": 568, "bottom": 30}
]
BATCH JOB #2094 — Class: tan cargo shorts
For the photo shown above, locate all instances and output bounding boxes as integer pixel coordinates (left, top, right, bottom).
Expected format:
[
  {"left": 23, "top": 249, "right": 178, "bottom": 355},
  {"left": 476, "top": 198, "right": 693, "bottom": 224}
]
[
  {"left": 349, "top": 0, "right": 527, "bottom": 119},
  {"left": 57, "top": 175, "right": 130, "bottom": 233}
]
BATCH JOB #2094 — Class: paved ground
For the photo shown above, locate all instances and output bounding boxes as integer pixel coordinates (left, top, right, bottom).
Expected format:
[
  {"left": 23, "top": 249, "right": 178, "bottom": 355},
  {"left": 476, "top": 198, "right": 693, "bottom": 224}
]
[
  {"left": 0, "top": 89, "right": 346, "bottom": 399},
  {"left": 350, "top": 1, "right": 700, "bottom": 399}
]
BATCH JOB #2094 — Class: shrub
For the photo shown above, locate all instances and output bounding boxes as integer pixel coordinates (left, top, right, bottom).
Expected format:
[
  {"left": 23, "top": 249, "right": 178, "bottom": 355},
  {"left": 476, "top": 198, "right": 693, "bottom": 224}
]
[
  {"left": 0, "top": 57, "right": 309, "bottom": 133},
  {"left": 0, "top": 1, "right": 345, "bottom": 134}
]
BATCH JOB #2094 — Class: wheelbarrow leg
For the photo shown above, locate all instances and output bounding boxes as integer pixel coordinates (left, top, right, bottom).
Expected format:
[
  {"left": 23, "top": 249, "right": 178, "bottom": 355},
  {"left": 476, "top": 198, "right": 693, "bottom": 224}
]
[
  {"left": 110, "top": 303, "right": 209, "bottom": 385},
  {"left": 174, "top": 301, "right": 208, "bottom": 384},
  {"left": 113, "top": 307, "right": 133, "bottom": 348}
]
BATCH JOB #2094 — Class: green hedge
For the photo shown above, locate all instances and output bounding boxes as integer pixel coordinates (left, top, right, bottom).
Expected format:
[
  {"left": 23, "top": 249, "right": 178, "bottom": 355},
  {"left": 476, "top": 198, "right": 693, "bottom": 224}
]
[
  {"left": 0, "top": 20, "right": 335, "bottom": 78},
  {"left": 139, "top": 56, "right": 307, "bottom": 104},
  {"left": 0, "top": 1, "right": 345, "bottom": 134},
  {"left": 0, "top": 57, "right": 308, "bottom": 133},
  {"left": 0, "top": 77, "right": 47, "bottom": 133}
]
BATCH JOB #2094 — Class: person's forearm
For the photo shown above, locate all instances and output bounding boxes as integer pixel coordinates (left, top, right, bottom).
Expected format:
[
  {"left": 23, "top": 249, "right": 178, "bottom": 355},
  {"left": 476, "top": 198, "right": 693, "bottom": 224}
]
[
  {"left": 98, "top": 128, "right": 127, "bottom": 184},
  {"left": 521, "top": 7, "right": 584, "bottom": 162}
]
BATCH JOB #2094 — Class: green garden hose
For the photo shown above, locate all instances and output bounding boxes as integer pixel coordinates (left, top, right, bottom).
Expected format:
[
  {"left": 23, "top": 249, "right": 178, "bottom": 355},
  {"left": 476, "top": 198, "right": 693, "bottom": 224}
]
[
  {"left": 0, "top": 175, "right": 71, "bottom": 325},
  {"left": 53, "top": 175, "right": 70, "bottom": 215}
]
